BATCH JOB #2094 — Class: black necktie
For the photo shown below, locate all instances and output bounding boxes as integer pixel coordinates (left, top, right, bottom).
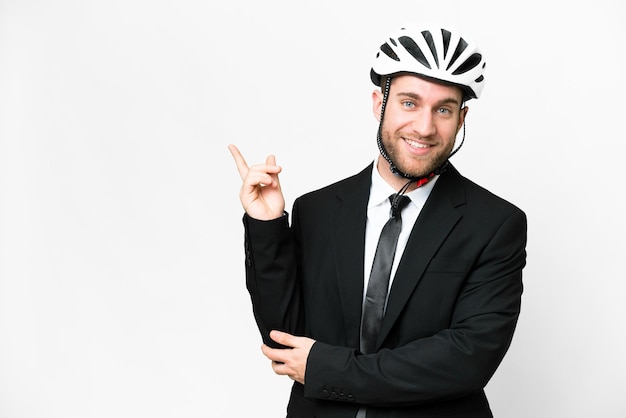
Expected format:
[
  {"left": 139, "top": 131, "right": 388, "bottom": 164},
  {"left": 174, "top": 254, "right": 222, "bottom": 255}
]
[{"left": 360, "top": 194, "right": 411, "bottom": 354}]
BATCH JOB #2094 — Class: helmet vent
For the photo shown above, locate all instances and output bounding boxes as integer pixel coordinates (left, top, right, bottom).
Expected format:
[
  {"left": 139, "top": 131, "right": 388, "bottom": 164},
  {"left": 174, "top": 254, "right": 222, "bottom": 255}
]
[
  {"left": 453, "top": 53, "right": 482, "bottom": 75},
  {"left": 441, "top": 29, "right": 452, "bottom": 59},
  {"left": 399, "top": 36, "right": 431, "bottom": 69},
  {"left": 421, "top": 30, "right": 439, "bottom": 68},
  {"left": 380, "top": 42, "right": 400, "bottom": 61},
  {"left": 446, "top": 38, "right": 468, "bottom": 71}
]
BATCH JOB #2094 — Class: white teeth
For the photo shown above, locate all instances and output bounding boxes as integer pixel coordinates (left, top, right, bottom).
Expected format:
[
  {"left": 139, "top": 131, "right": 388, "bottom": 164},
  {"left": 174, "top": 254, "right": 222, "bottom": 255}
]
[{"left": 405, "top": 138, "right": 429, "bottom": 148}]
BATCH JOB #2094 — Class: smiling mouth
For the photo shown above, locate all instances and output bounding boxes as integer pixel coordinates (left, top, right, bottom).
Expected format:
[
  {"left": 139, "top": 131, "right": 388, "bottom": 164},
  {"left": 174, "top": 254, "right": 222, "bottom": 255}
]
[{"left": 403, "top": 138, "right": 432, "bottom": 149}]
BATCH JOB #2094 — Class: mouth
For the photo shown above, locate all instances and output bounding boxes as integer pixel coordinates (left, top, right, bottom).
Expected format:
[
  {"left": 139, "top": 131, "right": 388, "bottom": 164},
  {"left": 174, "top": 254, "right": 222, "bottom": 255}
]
[
  {"left": 403, "top": 137, "right": 433, "bottom": 150},
  {"left": 404, "top": 138, "right": 429, "bottom": 148}
]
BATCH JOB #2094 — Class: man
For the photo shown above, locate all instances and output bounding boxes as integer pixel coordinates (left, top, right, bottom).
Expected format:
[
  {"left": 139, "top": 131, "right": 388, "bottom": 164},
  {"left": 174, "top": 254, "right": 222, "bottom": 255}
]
[{"left": 229, "top": 24, "right": 527, "bottom": 418}]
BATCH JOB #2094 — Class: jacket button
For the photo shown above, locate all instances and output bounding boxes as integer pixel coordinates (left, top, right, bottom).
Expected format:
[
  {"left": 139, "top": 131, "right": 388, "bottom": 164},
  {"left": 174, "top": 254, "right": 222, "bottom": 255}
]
[{"left": 322, "top": 389, "right": 329, "bottom": 398}]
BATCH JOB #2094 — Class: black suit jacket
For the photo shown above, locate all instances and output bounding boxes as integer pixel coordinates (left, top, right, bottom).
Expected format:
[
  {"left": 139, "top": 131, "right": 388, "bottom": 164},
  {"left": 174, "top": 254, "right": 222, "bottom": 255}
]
[{"left": 243, "top": 163, "right": 527, "bottom": 418}]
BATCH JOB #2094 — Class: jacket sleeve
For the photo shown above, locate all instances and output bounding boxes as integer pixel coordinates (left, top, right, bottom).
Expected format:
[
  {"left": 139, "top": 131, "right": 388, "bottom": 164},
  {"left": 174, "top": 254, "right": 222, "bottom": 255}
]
[
  {"left": 304, "top": 208, "right": 527, "bottom": 406},
  {"left": 242, "top": 213, "right": 304, "bottom": 348}
]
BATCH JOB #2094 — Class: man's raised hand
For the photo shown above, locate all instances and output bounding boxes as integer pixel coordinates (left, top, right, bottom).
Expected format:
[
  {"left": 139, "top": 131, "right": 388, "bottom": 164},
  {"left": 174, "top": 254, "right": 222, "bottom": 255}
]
[{"left": 228, "top": 144, "right": 285, "bottom": 220}]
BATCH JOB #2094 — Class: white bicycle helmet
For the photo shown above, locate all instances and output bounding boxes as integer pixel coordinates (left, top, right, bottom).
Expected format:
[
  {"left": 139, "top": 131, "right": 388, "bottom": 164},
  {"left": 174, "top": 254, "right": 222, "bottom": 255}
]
[{"left": 371, "top": 25, "right": 486, "bottom": 100}]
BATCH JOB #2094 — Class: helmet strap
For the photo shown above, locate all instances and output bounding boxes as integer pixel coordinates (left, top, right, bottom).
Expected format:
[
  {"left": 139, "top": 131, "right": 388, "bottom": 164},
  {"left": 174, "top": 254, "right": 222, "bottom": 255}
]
[{"left": 448, "top": 107, "right": 466, "bottom": 159}]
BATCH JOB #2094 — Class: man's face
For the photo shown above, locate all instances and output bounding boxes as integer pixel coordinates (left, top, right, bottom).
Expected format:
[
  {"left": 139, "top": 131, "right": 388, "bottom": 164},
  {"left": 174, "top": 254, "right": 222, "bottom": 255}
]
[{"left": 373, "top": 75, "right": 467, "bottom": 179}]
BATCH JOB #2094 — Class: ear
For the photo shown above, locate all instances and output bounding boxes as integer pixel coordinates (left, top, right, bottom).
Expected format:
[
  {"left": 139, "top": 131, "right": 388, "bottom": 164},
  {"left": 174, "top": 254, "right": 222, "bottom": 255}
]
[
  {"left": 457, "top": 106, "right": 469, "bottom": 133},
  {"left": 372, "top": 89, "right": 383, "bottom": 122}
]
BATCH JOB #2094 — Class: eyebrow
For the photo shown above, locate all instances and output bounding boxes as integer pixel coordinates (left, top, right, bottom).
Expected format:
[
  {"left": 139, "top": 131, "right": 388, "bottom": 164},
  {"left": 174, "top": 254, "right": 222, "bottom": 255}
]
[{"left": 396, "top": 92, "right": 461, "bottom": 107}]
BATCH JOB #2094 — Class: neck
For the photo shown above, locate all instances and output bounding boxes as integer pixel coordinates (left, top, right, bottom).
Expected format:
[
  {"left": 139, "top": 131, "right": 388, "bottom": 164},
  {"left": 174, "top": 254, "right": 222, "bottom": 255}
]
[{"left": 376, "top": 155, "right": 424, "bottom": 193}]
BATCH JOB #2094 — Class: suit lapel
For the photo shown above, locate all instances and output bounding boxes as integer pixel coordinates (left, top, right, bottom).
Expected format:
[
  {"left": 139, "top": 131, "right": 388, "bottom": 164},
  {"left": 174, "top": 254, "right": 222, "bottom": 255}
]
[
  {"left": 376, "top": 166, "right": 466, "bottom": 348},
  {"left": 332, "top": 165, "right": 372, "bottom": 349}
]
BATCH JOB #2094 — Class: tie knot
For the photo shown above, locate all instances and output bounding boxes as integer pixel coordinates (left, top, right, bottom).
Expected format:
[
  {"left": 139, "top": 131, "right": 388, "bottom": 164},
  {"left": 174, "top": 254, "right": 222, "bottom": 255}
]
[{"left": 389, "top": 194, "right": 410, "bottom": 219}]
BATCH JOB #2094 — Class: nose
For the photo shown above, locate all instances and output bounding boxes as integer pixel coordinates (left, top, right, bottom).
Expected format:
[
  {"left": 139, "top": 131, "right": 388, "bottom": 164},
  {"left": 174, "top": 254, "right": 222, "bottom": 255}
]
[{"left": 411, "top": 111, "right": 436, "bottom": 137}]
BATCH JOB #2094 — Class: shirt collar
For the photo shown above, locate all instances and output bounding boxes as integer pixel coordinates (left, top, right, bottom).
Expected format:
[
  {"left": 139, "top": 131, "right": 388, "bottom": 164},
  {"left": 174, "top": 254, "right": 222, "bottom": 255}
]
[{"left": 369, "top": 157, "right": 439, "bottom": 209}]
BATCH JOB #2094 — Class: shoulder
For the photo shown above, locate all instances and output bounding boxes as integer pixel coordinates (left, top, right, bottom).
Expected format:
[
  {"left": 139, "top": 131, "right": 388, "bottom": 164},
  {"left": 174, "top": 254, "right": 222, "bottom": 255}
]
[
  {"left": 296, "top": 164, "right": 373, "bottom": 205},
  {"left": 286, "top": 164, "right": 372, "bottom": 229},
  {"left": 433, "top": 166, "right": 527, "bottom": 249},
  {"left": 440, "top": 165, "right": 525, "bottom": 215}
]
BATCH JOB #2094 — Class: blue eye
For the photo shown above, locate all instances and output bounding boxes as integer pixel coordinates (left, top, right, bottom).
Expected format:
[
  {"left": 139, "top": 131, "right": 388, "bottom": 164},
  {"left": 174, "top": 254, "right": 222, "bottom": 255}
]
[
  {"left": 437, "top": 108, "right": 451, "bottom": 114},
  {"left": 402, "top": 101, "right": 415, "bottom": 109}
]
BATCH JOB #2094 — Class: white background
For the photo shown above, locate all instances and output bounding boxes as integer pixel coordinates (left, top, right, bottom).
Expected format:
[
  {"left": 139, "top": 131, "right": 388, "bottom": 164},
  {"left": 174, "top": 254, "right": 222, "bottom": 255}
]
[{"left": 1, "top": 1, "right": 625, "bottom": 417}]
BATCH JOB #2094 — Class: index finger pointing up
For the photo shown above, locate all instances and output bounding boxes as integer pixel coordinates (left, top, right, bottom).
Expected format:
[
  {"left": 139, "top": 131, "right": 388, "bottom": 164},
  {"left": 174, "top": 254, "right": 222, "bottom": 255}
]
[{"left": 228, "top": 144, "right": 249, "bottom": 180}]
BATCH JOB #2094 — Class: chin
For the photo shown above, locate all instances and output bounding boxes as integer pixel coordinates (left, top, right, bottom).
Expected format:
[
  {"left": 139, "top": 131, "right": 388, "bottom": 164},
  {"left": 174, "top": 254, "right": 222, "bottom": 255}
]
[
  {"left": 405, "top": 153, "right": 451, "bottom": 176},
  {"left": 397, "top": 162, "right": 438, "bottom": 178}
]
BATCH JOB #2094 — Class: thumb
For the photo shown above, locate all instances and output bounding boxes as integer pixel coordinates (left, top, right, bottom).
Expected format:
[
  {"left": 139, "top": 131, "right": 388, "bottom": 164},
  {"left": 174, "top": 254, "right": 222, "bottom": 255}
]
[{"left": 270, "top": 330, "right": 294, "bottom": 348}]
